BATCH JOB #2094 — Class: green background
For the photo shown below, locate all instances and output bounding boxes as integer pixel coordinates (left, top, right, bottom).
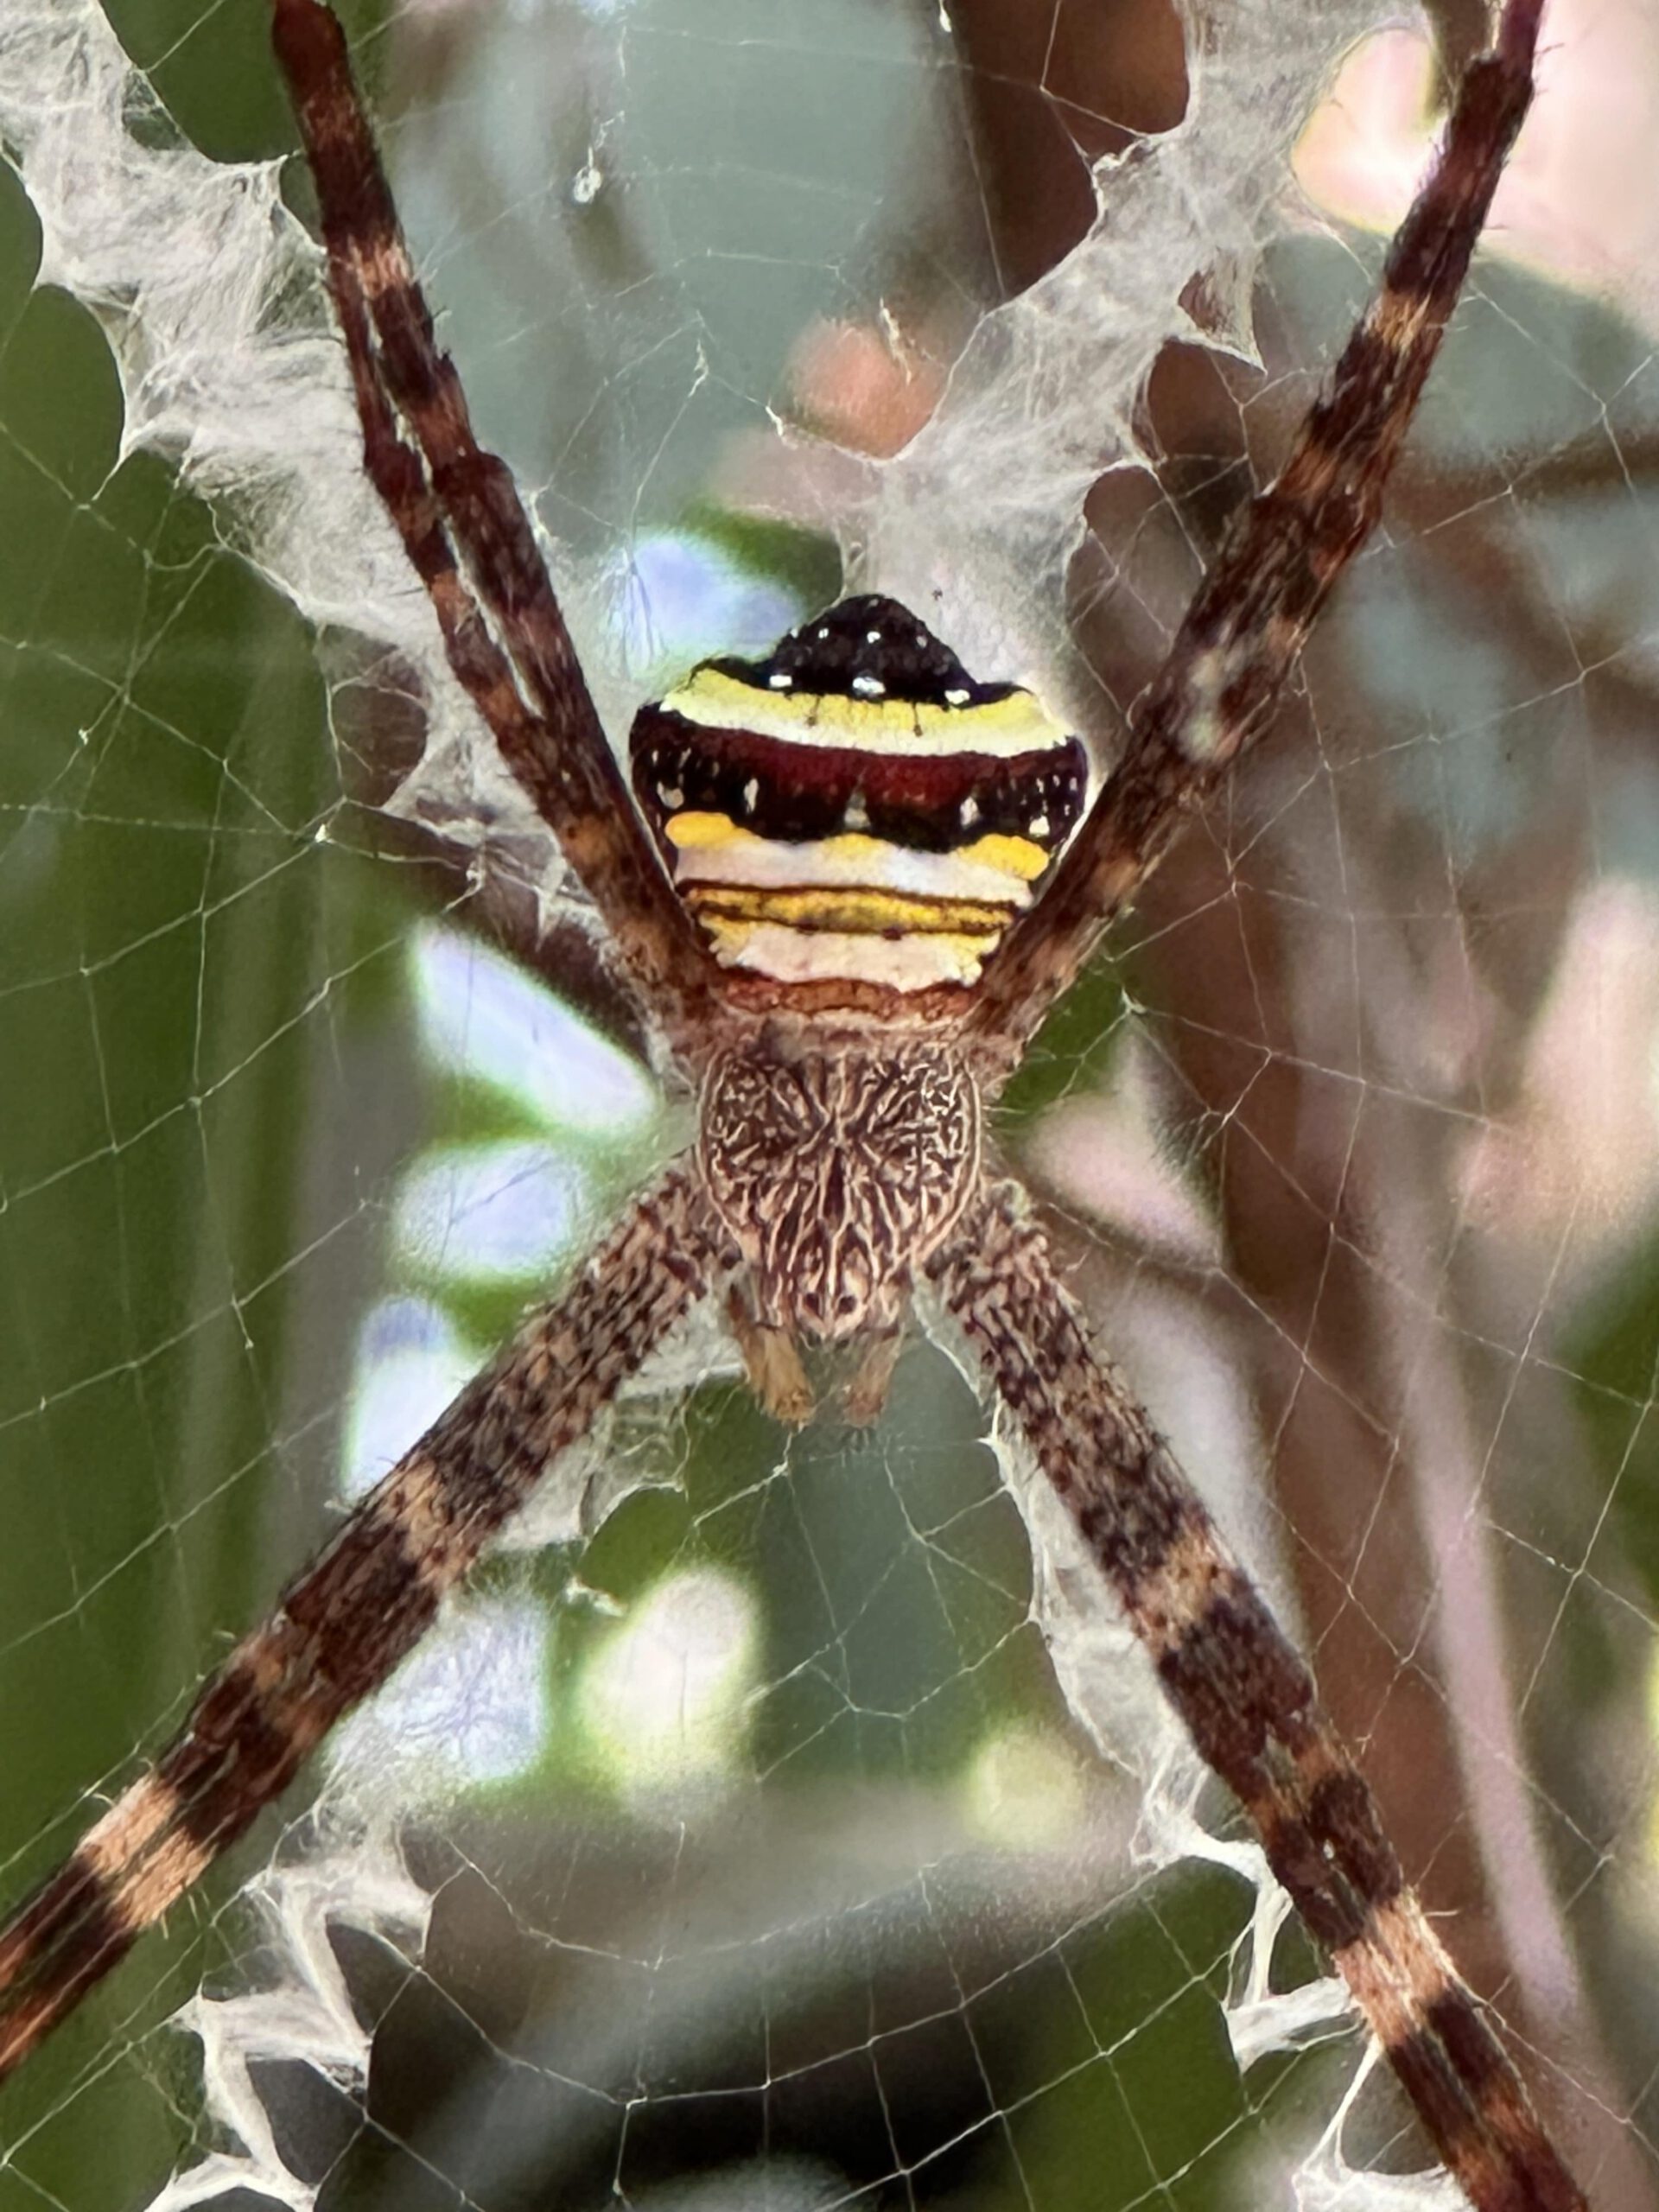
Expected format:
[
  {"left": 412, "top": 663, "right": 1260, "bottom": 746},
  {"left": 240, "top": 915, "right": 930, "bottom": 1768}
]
[{"left": 1, "top": 2, "right": 1656, "bottom": 2206}]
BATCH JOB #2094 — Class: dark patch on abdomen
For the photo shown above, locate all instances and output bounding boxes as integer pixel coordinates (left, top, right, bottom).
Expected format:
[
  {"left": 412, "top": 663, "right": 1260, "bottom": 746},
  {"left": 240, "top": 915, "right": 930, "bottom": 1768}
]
[{"left": 631, "top": 707, "right": 1087, "bottom": 855}]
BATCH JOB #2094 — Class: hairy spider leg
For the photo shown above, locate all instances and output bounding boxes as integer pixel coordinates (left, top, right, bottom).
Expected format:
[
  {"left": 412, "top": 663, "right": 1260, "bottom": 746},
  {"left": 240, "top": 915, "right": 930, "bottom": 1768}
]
[
  {"left": 0, "top": 1173, "right": 728, "bottom": 2085},
  {"left": 0, "top": 13, "right": 1587, "bottom": 2212},
  {"left": 968, "top": 0, "right": 1543, "bottom": 1063},
  {"left": 271, "top": 0, "right": 715, "bottom": 1035},
  {"left": 931, "top": 1183, "right": 1587, "bottom": 2212}
]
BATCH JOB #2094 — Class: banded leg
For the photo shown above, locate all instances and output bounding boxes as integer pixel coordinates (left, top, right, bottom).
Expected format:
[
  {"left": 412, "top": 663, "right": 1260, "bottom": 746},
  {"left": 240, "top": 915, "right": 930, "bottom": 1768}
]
[
  {"left": 0, "top": 1169, "right": 729, "bottom": 2085},
  {"left": 929, "top": 1181, "right": 1586, "bottom": 2212},
  {"left": 968, "top": 0, "right": 1542, "bottom": 1060},
  {"left": 270, "top": 0, "right": 715, "bottom": 1034}
]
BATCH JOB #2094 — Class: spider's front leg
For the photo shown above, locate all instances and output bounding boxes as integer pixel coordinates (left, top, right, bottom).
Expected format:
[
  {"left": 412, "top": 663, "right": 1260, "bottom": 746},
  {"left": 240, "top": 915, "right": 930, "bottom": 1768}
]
[
  {"left": 0, "top": 1170, "right": 732, "bottom": 2085},
  {"left": 929, "top": 1183, "right": 1586, "bottom": 2212}
]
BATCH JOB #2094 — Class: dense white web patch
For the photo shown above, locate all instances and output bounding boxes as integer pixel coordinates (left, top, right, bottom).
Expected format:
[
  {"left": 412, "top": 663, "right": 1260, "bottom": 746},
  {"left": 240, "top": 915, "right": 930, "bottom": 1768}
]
[{"left": 0, "top": 0, "right": 1656, "bottom": 2209}]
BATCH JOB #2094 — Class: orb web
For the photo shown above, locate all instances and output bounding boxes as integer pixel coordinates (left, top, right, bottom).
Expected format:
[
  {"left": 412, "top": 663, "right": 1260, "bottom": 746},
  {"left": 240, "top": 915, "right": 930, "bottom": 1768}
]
[{"left": 0, "top": 1, "right": 1652, "bottom": 2207}]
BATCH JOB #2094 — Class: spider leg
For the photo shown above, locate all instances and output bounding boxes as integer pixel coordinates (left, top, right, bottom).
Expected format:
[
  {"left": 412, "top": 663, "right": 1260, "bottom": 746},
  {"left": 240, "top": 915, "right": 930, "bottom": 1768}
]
[
  {"left": 0, "top": 1169, "right": 729, "bottom": 2086},
  {"left": 967, "top": 0, "right": 1542, "bottom": 1062},
  {"left": 929, "top": 1179, "right": 1586, "bottom": 2212},
  {"left": 270, "top": 0, "right": 715, "bottom": 1039}
]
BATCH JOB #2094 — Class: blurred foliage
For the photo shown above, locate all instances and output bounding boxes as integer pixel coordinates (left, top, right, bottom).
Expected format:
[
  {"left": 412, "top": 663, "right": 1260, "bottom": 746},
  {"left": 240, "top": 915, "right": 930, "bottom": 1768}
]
[{"left": 3, "top": 2, "right": 1658, "bottom": 2209}]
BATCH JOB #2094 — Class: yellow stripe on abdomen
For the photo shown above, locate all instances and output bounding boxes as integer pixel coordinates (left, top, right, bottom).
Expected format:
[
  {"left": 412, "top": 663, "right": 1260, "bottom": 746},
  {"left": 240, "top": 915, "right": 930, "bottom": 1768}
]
[{"left": 688, "top": 883, "right": 1014, "bottom": 938}]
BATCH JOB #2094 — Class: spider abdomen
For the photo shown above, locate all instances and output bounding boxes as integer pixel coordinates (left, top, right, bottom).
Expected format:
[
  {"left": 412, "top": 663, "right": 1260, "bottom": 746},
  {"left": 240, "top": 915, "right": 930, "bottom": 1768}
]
[
  {"left": 631, "top": 596, "right": 1087, "bottom": 1001},
  {"left": 698, "top": 1037, "right": 980, "bottom": 1341}
]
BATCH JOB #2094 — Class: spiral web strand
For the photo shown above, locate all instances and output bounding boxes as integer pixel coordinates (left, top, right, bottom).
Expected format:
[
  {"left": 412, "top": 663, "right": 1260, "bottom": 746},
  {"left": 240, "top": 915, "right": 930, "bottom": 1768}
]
[{"left": 0, "top": 1, "right": 1654, "bottom": 2206}]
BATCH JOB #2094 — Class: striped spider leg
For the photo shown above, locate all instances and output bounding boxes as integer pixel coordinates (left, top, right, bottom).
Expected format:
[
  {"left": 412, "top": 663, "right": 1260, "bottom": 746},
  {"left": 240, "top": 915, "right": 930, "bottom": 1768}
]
[
  {"left": 930, "top": 1188, "right": 1584, "bottom": 2212},
  {"left": 934, "top": 6, "right": 1581, "bottom": 2207},
  {"left": 268, "top": 0, "right": 717, "bottom": 1046},
  {"left": 0, "top": 0, "right": 1586, "bottom": 2208},
  {"left": 967, "top": 0, "right": 1546, "bottom": 1064},
  {"left": 0, "top": 1174, "right": 734, "bottom": 2078}
]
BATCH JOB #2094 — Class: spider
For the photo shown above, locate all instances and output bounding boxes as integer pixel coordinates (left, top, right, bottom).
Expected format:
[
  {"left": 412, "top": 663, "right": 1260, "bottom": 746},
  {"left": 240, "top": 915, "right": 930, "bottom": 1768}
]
[{"left": 0, "top": 0, "right": 1586, "bottom": 2206}]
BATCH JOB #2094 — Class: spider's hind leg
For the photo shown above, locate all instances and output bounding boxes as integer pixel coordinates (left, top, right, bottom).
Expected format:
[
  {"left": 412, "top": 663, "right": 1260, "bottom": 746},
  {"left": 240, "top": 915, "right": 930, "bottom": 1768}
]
[
  {"left": 963, "top": 0, "right": 1542, "bottom": 1059},
  {"left": 270, "top": 0, "right": 715, "bottom": 1032}
]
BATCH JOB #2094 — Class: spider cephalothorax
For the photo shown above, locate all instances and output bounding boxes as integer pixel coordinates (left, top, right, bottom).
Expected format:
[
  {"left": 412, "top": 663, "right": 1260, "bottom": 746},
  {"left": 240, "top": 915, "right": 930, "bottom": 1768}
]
[
  {"left": 699, "top": 1037, "right": 981, "bottom": 1345},
  {"left": 0, "top": 8, "right": 1585, "bottom": 2211}
]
